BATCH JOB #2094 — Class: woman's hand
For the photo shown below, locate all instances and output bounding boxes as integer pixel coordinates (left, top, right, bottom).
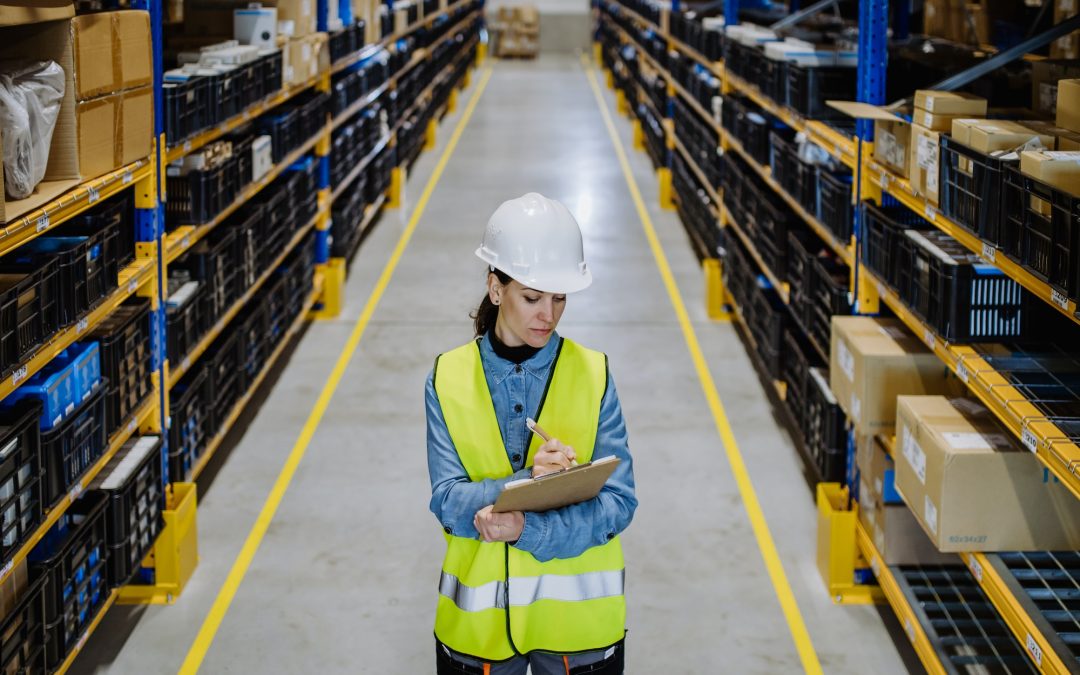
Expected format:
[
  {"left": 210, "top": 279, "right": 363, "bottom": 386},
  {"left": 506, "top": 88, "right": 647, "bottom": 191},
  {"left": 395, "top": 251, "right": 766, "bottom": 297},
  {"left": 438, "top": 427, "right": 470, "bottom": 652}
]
[
  {"left": 531, "top": 438, "right": 577, "bottom": 478},
  {"left": 474, "top": 506, "right": 524, "bottom": 543}
]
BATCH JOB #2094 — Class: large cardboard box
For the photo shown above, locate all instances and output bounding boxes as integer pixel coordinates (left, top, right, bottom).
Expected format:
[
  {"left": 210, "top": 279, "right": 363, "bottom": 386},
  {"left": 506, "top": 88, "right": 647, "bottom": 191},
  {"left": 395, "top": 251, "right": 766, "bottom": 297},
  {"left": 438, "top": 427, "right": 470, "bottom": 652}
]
[
  {"left": 895, "top": 396, "right": 1080, "bottom": 551},
  {"left": 120, "top": 86, "right": 154, "bottom": 166},
  {"left": 950, "top": 118, "right": 1055, "bottom": 154},
  {"left": 875, "top": 118, "right": 910, "bottom": 177},
  {"left": 268, "top": 0, "right": 317, "bottom": 37},
  {"left": 75, "top": 96, "right": 119, "bottom": 181},
  {"left": 829, "top": 316, "right": 955, "bottom": 436},
  {"left": 70, "top": 11, "right": 151, "bottom": 100},
  {"left": 115, "top": 10, "right": 152, "bottom": 91},
  {"left": 914, "top": 90, "right": 987, "bottom": 116},
  {"left": 0, "top": 1, "right": 72, "bottom": 27},
  {"left": 1020, "top": 150, "right": 1080, "bottom": 196},
  {"left": 873, "top": 502, "right": 957, "bottom": 565},
  {"left": 909, "top": 125, "right": 942, "bottom": 205},
  {"left": 1058, "top": 79, "right": 1080, "bottom": 133},
  {"left": 284, "top": 32, "right": 328, "bottom": 86}
]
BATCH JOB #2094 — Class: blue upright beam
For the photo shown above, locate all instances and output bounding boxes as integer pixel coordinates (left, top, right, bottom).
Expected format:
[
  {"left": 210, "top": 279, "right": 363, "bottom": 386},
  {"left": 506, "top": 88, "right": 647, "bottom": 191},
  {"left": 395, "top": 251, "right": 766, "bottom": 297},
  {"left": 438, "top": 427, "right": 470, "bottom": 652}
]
[
  {"left": 855, "top": 0, "right": 887, "bottom": 141},
  {"left": 725, "top": 0, "right": 739, "bottom": 25}
]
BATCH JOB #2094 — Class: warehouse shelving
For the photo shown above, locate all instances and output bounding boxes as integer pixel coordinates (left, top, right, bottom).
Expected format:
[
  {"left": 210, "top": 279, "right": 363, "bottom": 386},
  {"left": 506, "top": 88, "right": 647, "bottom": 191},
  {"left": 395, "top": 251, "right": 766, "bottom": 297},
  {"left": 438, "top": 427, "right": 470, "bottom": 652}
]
[
  {"left": 167, "top": 210, "right": 324, "bottom": 387},
  {"left": 164, "top": 132, "right": 326, "bottom": 264},
  {"left": 190, "top": 273, "right": 324, "bottom": 482},
  {"left": 55, "top": 588, "right": 120, "bottom": 675},
  {"left": 719, "top": 204, "right": 790, "bottom": 304},
  {"left": 0, "top": 160, "right": 152, "bottom": 257}
]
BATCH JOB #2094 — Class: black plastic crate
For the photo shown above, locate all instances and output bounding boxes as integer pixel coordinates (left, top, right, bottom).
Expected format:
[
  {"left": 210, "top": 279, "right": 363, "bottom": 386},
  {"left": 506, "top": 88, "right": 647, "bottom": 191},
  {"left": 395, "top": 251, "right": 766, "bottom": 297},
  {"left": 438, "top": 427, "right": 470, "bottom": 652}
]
[
  {"left": 762, "top": 57, "right": 787, "bottom": 106},
  {"left": 90, "top": 435, "right": 162, "bottom": 588},
  {"left": 259, "top": 108, "right": 300, "bottom": 163},
  {"left": 0, "top": 400, "right": 43, "bottom": 564},
  {"left": 804, "top": 367, "right": 845, "bottom": 482},
  {"left": 178, "top": 226, "right": 240, "bottom": 328},
  {"left": 786, "top": 229, "right": 818, "bottom": 319},
  {"left": 262, "top": 275, "right": 290, "bottom": 348},
  {"left": 166, "top": 163, "right": 231, "bottom": 226},
  {"left": 785, "top": 64, "right": 856, "bottom": 119},
  {"left": 168, "top": 367, "right": 208, "bottom": 483},
  {"left": 205, "top": 330, "right": 245, "bottom": 434},
  {"left": 238, "top": 302, "right": 270, "bottom": 385},
  {"left": 817, "top": 168, "right": 853, "bottom": 244},
  {"left": 230, "top": 206, "right": 263, "bottom": 294},
  {"left": 61, "top": 193, "right": 135, "bottom": 269},
  {"left": 859, "top": 202, "right": 934, "bottom": 299},
  {"left": 0, "top": 262, "right": 60, "bottom": 377},
  {"left": 30, "top": 490, "right": 108, "bottom": 672},
  {"left": 261, "top": 50, "right": 284, "bottom": 98},
  {"left": 769, "top": 131, "right": 816, "bottom": 214},
  {"left": 87, "top": 299, "right": 152, "bottom": 437},
  {"left": 808, "top": 255, "right": 850, "bottom": 353},
  {"left": 1001, "top": 167, "right": 1080, "bottom": 300},
  {"left": 0, "top": 228, "right": 120, "bottom": 329},
  {"left": 41, "top": 384, "right": 107, "bottom": 508},
  {"left": 163, "top": 77, "right": 210, "bottom": 145},
  {"left": 0, "top": 572, "right": 46, "bottom": 674},
  {"left": 735, "top": 99, "right": 775, "bottom": 167},
  {"left": 165, "top": 281, "right": 204, "bottom": 366},
  {"left": 781, "top": 328, "right": 818, "bottom": 432},
  {"left": 940, "top": 135, "right": 1015, "bottom": 247},
  {"left": 906, "top": 229, "right": 1038, "bottom": 343}
]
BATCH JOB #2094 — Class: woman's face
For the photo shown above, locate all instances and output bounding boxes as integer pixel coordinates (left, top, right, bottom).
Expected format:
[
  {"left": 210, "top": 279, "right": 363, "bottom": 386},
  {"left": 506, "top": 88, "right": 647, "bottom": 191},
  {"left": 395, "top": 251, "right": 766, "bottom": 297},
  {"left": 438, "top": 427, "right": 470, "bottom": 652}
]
[{"left": 488, "top": 275, "right": 566, "bottom": 348}]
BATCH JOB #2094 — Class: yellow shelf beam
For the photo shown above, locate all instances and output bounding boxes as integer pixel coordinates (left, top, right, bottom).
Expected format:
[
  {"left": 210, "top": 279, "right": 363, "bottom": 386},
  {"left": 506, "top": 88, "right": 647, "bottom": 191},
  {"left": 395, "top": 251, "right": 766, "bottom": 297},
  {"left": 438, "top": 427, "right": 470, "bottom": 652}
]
[
  {"left": 960, "top": 552, "right": 1069, "bottom": 674},
  {"left": 0, "top": 258, "right": 155, "bottom": 403},
  {"left": 0, "top": 160, "right": 152, "bottom": 259},
  {"left": 167, "top": 211, "right": 322, "bottom": 388},
  {"left": 190, "top": 275, "right": 323, "bottom": 481},
  {"left": 722, "top": 133, "right": 854, "bottom": 266},
  {"left": 720, "top": 203, "right": 791, "bottom": 304},
  {"left": 54, "top": 588, "right": 120, "bottom": 675},
  {"left": 855, "top": 521, "right": 949, "bottom": 675},
  {"left": 872, "top": 164, "right": 1080, "bottom": 331},
  {"left": 165, "top": 75, "right": 324, "bottom": 163},
  {"left": 164, "top": 131, "right": 324, "bottom": 264},
  {"left": 861, "top": 265, "right": 1080, "bottom": 503},
  {"left": 0, "top": 396, "right": 157, "bottom": 586}
]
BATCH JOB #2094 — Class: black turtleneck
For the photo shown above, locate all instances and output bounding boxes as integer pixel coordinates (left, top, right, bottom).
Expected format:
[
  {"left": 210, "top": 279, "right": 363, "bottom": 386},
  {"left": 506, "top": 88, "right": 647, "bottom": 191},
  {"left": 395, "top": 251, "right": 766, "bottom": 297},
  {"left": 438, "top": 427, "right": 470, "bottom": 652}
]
[{"left": 489, "top": 328, "right": 541, "bottom": 364}]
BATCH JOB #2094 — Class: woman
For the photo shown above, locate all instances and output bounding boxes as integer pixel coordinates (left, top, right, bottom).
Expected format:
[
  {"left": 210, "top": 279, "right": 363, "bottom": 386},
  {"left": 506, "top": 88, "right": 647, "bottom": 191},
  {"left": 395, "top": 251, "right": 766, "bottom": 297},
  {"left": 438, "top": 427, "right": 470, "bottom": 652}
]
[{"left": 426, "top": 193, "right": 638, "bottom": 674}]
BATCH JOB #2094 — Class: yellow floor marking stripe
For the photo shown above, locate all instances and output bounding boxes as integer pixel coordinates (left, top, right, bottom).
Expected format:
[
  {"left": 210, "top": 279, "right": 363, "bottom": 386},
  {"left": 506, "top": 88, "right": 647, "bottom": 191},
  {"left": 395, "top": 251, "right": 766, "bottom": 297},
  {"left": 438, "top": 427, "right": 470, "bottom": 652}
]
[
  {"left": 178, "top": 66, "right": 495, "bottom": 675},
  {"left": 581, "top": 55, "right": 824, "bottom": 675}
]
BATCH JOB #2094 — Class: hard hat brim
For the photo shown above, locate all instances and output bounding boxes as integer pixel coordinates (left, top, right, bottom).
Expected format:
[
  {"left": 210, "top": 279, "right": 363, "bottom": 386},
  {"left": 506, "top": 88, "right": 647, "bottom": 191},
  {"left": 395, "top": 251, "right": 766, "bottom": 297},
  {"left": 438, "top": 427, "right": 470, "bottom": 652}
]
[{"left": 475, "top": 247, "right": 593, "bottom": 294}]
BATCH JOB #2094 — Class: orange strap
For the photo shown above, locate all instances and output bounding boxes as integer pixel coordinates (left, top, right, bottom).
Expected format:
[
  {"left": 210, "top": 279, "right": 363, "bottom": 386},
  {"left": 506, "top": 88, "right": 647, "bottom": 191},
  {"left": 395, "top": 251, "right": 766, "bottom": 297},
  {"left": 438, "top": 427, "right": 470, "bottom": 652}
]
[
  {"left": 482, "top": 665, "right": 490, "bottom": 675},
  {"left": 563, "top": 655, "right": 571, "bottom": 674}
]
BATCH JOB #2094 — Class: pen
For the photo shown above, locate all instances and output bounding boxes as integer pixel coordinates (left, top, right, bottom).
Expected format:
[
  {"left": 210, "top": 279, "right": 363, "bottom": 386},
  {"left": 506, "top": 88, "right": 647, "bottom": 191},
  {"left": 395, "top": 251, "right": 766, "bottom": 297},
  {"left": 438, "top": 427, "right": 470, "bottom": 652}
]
[{"left": 526, "top": 418, "right": 578, "bottom": 466}]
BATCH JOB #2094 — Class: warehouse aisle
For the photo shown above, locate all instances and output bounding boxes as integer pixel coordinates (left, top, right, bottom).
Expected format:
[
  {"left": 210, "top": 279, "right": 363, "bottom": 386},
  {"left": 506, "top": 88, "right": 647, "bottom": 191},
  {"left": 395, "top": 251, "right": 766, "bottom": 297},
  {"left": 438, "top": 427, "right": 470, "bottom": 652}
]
[{"left": 75, "top": 54, "right": 909, "bottom": 674}]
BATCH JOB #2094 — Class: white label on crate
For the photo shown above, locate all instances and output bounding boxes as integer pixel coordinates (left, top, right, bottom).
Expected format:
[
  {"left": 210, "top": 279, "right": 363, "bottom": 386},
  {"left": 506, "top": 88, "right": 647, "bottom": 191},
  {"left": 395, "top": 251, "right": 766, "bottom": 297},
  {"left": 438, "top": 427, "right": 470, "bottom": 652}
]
[
  {"left": 924, "top": 204, "right": 936, "bottom": 222},
  {"left": 903, "top": 434, "right": 927, "bottom": 484},
  {"left": 1026, "top": 634, "right": 1043, "bottom": 667},
  {"left": 36, "top": 214, "right": 49, "bottom": 233},
  {"left": 11, "top": 366, "right": 27, "bottom": 387},
  {"left": 981, "top": 242, "right": 996, "bottom": 262},
  {"left": 76, "top": 318, "right": 88, "bottom": 334},
  {"left": 970, "top": 557, "right": 983, "bottom": 582},
  {"left": 76, "top": 631, "right": 88, "bottom": 653},
  {"left": 876, "top": 279, "right": 886, "bottom": 297},
  {"left": 924, "top": 496, "right": 938, "bottom": 535},
  {"left": 923, "top": 329, "right": 936, "bottom": 350},
  {"left": 904, "top": 618, "right": 915, "bottom": 642},
  {"left": 879, "top": 171, "right": 891, "bottom": 189},
  {"left": 128, "top": 279, "right": 138, "bottom": 294},
  {"left": 870, "top": 555, "right": 880, "bottom": 577},
  {"left": 1051, "top": 289, "right": 1070, "bottom": 311},
  {"left": 127, "top": 418, "right": 137, "bottom": 434},
  {"left": 181, "top": 356, "right": 190, "bottom": 373},
  {"left": 0, "top": 560, "right": 13, "bottom": 579},
  {"left": 1022, "top": 426, "right": 1039, "bottom": 453},
  {"left": 183, "top": 141, "right": 191, "bottom": 153},
  {"left": 88, "top": 186, "right": 100, "bottom": 204},
  {"left": 68, "top": 481, "right": 83, "bottom": 502},
  {"left": 838, "top": 340, "right": 855, "bottom": 382},
  {"left": 123, "top": 170, "right": 133, "bottom": 185},
  {"left": 957, "top": 362, "right": 970, "bottom": 383}
]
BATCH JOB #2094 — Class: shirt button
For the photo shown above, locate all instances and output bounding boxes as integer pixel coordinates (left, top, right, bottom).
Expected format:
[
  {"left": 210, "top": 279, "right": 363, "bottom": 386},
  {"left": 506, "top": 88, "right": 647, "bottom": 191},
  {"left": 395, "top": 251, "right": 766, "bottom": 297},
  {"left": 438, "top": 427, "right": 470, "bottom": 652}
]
[
  {"left": 515, "top": 365, "right": 522, "bottom": 373},
  {"left": 444, "top": 526, "right": 453, "bottom": 535},
  {"left": 514, "top": 403, "right": 523, "bottom": 413},
  {"left": 512, "top": 453, "right": 522, "bottom": 463},
  {"left": 606, "top": 532, "right": 615, "bottom": 540}
]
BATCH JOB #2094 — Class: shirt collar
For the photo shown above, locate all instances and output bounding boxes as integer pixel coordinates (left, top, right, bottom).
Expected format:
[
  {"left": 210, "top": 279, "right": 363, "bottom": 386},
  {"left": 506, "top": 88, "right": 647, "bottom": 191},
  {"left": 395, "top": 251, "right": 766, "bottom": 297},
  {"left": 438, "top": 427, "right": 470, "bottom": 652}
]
[{"left": 479, "top": 331, "right": 561, "bottom": 385}]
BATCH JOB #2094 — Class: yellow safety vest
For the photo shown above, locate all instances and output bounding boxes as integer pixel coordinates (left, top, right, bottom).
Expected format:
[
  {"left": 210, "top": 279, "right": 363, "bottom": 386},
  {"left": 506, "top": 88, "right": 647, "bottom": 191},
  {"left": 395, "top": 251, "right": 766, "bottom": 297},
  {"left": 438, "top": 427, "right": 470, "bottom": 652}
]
[{"left": 432, "top": 337, "right": 626, "bottom": 661}]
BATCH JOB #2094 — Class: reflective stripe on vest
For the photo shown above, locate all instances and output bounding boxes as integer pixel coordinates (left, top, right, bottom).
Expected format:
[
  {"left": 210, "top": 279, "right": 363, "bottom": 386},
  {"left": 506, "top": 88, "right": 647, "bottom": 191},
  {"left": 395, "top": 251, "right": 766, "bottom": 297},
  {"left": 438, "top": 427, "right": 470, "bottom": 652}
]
[{"left": 433, "top": 338, "right": 626, "bottom": 659}]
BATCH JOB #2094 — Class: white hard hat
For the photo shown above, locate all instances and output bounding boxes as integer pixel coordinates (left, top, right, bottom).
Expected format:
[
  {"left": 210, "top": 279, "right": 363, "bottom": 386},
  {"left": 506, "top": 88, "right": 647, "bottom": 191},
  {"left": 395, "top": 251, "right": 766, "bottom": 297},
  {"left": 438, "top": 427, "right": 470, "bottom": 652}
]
[{"left": 475, "top": 193, "right": 592, "bottom": 294}]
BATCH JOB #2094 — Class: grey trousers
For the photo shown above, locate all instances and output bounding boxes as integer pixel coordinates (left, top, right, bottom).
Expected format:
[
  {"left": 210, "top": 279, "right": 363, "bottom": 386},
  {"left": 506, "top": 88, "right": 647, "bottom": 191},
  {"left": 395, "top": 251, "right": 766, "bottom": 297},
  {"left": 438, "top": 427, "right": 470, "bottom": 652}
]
[{"left": 436, "top": 640, "right": 622, "bottom": 674}]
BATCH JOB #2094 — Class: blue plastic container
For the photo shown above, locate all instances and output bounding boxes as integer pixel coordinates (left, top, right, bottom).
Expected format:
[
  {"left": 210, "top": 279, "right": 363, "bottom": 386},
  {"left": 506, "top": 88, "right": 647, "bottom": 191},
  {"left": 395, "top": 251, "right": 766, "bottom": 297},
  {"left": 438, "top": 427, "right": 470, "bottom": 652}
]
[
  {"left": 57, "top": 342, "right": 101, "bottom": 404},
  {"left": 4, "top": 365, "right": 76, "bottom": 430}
]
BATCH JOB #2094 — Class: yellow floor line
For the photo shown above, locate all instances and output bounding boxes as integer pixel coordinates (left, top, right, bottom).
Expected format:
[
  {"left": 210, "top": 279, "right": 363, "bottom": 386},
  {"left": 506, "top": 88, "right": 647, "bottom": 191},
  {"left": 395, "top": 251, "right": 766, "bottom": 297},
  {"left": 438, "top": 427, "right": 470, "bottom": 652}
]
[
  {"left": 178, "top": 66, "right": 495, "bottom": 675},
  {"left": 580, "top": 55, "right": 824, "bottom": 675}
]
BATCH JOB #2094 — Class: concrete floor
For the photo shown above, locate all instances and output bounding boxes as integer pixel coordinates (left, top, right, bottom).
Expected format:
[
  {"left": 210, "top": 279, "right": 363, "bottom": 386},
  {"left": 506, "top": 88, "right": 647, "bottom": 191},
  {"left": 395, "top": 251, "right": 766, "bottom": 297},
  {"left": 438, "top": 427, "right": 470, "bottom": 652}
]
[{"left": 72, "top": 54, "right": 917, "bottom": 674}]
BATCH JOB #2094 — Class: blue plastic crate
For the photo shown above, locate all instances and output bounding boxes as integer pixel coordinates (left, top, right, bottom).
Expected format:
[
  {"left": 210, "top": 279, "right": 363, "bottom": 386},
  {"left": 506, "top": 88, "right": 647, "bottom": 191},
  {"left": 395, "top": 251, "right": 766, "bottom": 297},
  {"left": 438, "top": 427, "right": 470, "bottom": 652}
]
[
  {"left": 57, "top": 342, "right": 101, "bottom": 405},
  {"left": 3, "top": 364, "right": 76, "bottom": 430}
]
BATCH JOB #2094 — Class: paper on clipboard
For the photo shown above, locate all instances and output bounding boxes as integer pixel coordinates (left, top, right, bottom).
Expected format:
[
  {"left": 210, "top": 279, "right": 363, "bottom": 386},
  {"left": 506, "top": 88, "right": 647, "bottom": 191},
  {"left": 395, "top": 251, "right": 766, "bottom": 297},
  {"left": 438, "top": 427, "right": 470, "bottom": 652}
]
[{"left": 491, "top": 456, "right": 620, "bottom": 513}]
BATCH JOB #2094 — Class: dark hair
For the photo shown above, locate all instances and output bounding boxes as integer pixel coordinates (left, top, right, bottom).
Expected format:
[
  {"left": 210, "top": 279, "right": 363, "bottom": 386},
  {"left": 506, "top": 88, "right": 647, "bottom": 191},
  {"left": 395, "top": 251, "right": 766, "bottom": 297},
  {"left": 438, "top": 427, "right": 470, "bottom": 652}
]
[{"left": 472, "top": 268, "right": 512, "bottom": 337}]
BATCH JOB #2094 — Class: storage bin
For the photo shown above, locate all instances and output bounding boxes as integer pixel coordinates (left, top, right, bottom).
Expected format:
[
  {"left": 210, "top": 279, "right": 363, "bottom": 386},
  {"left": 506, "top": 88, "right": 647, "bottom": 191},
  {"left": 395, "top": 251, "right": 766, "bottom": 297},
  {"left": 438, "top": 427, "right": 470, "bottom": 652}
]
[
  {"left": 1001, "top": 166, "right": 1080, "bottom": 301},
  {"left": 0, "top": 573, "right": 46, "bottom": 673},
  {"left": 168, "top": 367, "right": 209, "bottom": 483},
  {"left": 88, "top": 299, "right": 153, "bottom": 436},
  {"left": 940, "top": 135, "right": 1016, "bottom": 247},
  {"left": 41, "top": 385, "right": 108, "bottom": 508},
  {"left": 0, "top": 400, "right": 44, "bottom": 563}
]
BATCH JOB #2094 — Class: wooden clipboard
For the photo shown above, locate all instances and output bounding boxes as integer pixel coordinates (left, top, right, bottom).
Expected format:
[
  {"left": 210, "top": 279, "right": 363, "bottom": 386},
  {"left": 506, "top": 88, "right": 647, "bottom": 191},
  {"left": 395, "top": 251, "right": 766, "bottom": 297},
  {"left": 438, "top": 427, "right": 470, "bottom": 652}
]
[{"left": 492, "top": 456, "right": 620, "bottom": 513}]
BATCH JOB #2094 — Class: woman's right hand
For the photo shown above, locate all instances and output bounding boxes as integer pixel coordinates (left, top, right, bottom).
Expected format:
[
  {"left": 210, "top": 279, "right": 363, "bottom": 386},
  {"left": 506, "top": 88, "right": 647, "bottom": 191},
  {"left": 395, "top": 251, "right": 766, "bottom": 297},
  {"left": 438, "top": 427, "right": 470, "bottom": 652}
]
[{"left": 532, "top": 439, "right": 577, "bottom": 478}]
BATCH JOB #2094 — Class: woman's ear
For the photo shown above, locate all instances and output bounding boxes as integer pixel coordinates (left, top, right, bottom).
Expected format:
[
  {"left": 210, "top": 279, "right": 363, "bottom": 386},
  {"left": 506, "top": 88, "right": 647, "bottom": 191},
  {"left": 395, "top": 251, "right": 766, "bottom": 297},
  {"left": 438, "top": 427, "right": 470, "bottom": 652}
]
[{"left": 487, "top": 272, "right": 502, "bottom": 306}]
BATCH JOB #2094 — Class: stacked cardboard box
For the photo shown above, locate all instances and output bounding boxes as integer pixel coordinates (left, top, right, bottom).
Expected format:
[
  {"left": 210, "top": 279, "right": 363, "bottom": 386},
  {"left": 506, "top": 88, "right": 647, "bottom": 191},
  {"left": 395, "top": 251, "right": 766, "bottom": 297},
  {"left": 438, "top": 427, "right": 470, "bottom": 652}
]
[
  {"left": 907, "top": 91, "right": 987, "bottom": 205},
  {"left": 492, "top": 5, "right": 539, "bottom": 58},
  {"left": 0, "top": 10, "right": 153, "bottom": 221}
]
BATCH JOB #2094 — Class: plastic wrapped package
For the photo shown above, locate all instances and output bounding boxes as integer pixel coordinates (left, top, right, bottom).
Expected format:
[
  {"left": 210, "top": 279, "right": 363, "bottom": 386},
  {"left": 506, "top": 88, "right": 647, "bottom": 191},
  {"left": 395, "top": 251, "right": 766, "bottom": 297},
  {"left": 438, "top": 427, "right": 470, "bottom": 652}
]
[{"left": 0, "top": 60, "right": 65, "bottom": 199}]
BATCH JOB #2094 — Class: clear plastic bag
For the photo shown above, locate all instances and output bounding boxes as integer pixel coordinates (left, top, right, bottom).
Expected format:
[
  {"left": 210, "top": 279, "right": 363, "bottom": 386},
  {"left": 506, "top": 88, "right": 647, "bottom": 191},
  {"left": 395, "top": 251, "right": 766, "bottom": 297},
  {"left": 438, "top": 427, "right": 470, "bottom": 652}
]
[{"left": 0, "top": 60, "right": 65, "bottom": 200}]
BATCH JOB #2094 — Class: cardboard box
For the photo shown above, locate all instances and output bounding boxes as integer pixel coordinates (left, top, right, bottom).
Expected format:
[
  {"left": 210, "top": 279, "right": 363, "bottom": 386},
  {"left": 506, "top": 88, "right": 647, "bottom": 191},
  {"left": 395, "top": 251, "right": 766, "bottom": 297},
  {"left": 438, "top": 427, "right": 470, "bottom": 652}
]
[
  {"left": 120, "top": 86, "right": 153, "bottom": 166},
  {"left": 0, "top": 1, "right": 72, "bottom": 27},
  {"left": 1020, "top": 150, "right": 1080, "bottom": 196},
  {"left": 873, "top": 502, "right": 957, "bottom": 565},
  {"left": 875, "top": 118, "right": 910, "bottom": 177},
  {"left": 284, "top": 32, "right": 328, "bottom": 86},
  {"left": 1053, "top": 0, "right": 1080, "bottom": 59},
  {"left": 914, "top": 90, "right": 987, "bottom": 116},
  {"left": 269, "top": 0, "right": 317, "bottom": 37},
  {"left": 72, "top": 12, "right": 114, "bottom": 99},
  {"left": 76, "top": 96, "right": 119, "bottom": 182},
  {"left": 911, "top": 108, "right": 974, "bottom": 133},
  {"left": 1058, "top": 79, "right": 1080, "bottom": 133},
  {"left": 950, "top": 118, "right": 1054, "bottom": 154},
  {"left": 909, "top": 125, "right": 942, "bottom": 204},
  {"left": 115, "top": 10, "right": 152, "bottom": 91},
  {"left": 895, "top": 396, "right": 1080, "bottom": 551},
  {"left": 829, "top": 316, "right": 956, "bottom": 436}
]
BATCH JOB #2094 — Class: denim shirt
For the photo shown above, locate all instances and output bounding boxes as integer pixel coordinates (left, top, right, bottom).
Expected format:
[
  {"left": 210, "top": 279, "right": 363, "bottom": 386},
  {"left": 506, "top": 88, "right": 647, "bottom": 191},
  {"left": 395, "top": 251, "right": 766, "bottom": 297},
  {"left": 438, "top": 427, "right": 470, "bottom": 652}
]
[{"left": 426, "top": 332, "right": 637, "bottom": 562}]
